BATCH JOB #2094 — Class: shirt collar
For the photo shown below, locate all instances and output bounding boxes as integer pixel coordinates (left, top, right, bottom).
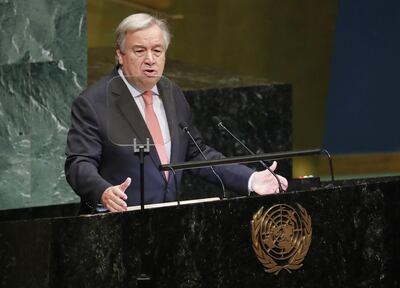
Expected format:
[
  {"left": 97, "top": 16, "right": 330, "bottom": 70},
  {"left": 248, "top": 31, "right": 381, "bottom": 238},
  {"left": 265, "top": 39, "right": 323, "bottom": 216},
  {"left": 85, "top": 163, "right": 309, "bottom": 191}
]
[{"left": 118, "top": 68, "right": 159, "bottom": 98}]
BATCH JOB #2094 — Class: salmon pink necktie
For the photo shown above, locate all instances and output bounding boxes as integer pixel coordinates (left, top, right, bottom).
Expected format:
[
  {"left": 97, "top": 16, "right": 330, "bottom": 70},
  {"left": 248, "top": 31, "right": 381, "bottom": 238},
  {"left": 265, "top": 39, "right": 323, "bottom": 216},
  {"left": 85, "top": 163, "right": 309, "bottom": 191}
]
[{"left": 142, "top": 91, "right": 169, "bottom": 179}]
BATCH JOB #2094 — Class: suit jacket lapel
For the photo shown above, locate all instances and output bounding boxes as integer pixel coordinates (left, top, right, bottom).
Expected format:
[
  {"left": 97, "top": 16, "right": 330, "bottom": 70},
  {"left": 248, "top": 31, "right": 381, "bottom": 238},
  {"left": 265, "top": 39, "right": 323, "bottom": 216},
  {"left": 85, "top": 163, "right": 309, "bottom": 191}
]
[{"left": 109, "top": 74, "right": 151, "bottom": 144}]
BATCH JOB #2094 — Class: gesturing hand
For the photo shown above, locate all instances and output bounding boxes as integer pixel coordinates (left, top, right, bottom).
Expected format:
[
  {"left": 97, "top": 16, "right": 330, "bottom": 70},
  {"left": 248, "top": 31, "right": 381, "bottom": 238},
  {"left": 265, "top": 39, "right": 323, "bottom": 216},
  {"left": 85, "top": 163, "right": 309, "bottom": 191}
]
[
  {"left": 251, "top": 161, "right": 288, "bottom": 195},
  {"left": 101, "top": 177, "right": 131, "bottom": 212}
]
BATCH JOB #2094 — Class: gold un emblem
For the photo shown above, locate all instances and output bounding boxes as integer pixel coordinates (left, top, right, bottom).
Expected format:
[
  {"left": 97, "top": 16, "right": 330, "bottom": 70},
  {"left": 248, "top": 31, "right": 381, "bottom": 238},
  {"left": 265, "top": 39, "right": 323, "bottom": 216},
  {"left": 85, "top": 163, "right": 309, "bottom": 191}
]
[{"left": 251, "top": 204, "right": 312, "bottom": 275}]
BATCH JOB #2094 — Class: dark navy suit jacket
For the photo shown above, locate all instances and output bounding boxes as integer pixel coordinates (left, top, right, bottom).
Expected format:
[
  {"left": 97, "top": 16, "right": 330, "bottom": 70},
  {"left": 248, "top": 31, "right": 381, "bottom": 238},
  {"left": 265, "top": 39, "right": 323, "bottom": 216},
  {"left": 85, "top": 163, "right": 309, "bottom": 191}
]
[{"left": 65, "top": 68, "right": 253, "bottom": 214}]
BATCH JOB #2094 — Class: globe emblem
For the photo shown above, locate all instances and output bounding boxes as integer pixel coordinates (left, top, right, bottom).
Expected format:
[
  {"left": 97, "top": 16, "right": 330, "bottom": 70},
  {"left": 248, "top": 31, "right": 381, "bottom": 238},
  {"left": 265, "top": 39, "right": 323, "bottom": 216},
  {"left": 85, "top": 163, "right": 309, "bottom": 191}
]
[
  {"left": 251, "top": 203, "right": 312, "bottom": 274},
  {"left": 260, "top": 204, "right": 304, "bottom": 260}
]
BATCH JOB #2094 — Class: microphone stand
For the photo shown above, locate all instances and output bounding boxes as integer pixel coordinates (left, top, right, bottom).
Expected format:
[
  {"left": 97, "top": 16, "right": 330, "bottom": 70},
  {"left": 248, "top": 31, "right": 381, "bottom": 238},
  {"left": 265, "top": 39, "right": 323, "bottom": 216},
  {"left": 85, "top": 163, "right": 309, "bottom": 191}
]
[
  {"left": 133, "top": 138, "right": 151, "bottom": 210},
  {"left": 212, "top": 117, "right": 283, "bottom": 193},
  {"left": 133, "top": 138, "right": 151, "bottom": 286},
  {"left": 169, "top": 167, "right": 180, "bottom": 205},
  {"left": 180, "top": 124, "right": 226, "bottom": 199}
]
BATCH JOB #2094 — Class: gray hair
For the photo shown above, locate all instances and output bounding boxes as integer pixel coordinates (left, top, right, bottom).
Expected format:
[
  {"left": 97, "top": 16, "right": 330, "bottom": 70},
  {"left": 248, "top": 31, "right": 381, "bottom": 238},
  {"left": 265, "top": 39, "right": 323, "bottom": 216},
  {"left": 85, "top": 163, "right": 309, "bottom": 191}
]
[{"left": 115, "top": 13, "right": 171, "bottom": 53}]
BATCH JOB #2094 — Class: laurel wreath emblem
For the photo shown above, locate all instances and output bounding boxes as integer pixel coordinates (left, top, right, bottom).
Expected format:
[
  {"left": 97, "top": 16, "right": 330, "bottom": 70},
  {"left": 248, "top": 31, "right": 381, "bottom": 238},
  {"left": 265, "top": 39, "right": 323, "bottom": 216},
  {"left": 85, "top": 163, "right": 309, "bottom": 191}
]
[{"left": 251, "top": 204, "right": 312, "bottom": 275}]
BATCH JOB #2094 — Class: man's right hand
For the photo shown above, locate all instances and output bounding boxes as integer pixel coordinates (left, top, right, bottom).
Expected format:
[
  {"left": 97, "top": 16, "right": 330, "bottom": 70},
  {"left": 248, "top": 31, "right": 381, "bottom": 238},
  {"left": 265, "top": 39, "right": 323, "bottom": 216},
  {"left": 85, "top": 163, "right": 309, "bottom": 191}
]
[{"left": 101, "top": 177, "right": 131, "bottom": 212}]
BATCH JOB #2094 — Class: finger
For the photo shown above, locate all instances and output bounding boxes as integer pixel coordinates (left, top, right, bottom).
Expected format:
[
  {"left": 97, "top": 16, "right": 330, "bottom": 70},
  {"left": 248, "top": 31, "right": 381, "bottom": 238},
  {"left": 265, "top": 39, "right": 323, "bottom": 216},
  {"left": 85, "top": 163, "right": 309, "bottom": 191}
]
[
  {"left": 111, "top": 193, "right": 128, "bottom": 208},
  {"left": 107, "top": 198, "right": 127, "bottom": 212},
  {"left": 275, "top": 175, "right": 288, "bottom": 191},
  {"left": 102, "top": 187, "right": 127, "bottom": 208},
  {"left": 107, "top": 187, "right": 127, "bottom": 207},
  {"left": 268, "top": 161, "right": 277, "bottom": 172},
  {"left": 104, "top": 198, "right": 119, "bottom": 212},
  {"left": 279, "top": 176, "right": 289, "bottom": 190},
  {"left": 113, "top": 186, "right": 128, "bottom": 201},
  {"left": 118, "top": 177, "right": 131, "bottom": 193}
]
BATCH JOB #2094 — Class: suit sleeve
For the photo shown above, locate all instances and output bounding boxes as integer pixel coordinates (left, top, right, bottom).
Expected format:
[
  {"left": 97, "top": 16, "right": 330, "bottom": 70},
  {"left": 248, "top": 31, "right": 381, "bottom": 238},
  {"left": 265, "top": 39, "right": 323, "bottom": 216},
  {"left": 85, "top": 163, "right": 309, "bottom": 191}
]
[{"left": 64, "top": 95, "right": 111, "bottom": 210}]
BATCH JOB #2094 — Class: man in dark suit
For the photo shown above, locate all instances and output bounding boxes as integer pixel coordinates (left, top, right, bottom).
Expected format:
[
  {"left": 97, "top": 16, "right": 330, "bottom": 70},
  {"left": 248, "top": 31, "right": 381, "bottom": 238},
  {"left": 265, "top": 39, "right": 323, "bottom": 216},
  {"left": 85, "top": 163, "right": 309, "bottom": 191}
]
[{"left": 65, "top": 13, "right": 288, "bottom": 214}]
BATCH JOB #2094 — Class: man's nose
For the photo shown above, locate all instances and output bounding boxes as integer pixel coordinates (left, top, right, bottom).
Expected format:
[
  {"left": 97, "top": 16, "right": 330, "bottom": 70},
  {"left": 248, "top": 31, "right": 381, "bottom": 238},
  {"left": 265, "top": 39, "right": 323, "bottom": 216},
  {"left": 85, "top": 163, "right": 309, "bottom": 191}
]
[{"left": 144, "top": 50, "right": 155, "bottom": 64}]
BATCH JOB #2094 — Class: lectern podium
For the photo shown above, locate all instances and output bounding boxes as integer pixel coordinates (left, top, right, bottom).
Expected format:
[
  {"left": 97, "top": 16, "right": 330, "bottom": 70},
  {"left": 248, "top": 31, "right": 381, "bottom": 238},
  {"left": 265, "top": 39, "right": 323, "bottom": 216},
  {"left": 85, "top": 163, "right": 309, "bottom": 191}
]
[{"left": 1, "top": 176, "right": 400, "bottom": 287}]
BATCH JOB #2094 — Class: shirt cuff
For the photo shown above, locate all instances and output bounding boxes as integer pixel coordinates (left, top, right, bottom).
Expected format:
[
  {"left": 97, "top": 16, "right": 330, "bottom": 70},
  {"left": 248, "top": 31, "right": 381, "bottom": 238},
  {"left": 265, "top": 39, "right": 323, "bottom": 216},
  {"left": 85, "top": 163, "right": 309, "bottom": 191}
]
[{"left": 248, "top": 172, "right": 256, "bottom": 195}]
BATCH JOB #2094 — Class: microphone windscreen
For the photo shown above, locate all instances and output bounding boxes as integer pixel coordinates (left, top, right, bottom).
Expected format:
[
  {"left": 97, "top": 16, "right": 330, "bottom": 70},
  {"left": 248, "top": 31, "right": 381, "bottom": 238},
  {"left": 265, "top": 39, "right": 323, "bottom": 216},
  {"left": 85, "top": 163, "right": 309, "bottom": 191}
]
[
  {"left": 211, "top": 116, "right": 222, "bottom": 125},
  {"left": 179, "top": 121, "right": 188, "bottom": 130}
]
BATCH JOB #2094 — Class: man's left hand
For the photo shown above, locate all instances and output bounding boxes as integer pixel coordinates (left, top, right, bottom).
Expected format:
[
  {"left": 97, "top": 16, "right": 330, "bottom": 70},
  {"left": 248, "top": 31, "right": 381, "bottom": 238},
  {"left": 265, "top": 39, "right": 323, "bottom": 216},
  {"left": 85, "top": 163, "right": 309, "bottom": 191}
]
[{"left": 251, "top": 161, "right": 288, "bottom": 195}]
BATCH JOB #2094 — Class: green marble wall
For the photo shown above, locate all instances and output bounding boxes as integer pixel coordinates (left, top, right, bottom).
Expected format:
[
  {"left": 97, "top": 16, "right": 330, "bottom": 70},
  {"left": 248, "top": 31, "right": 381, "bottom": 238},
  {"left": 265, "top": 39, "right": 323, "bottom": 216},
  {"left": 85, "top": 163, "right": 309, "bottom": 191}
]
[{"left": 0, "top": 0, "right": 86, "bottom": 210}]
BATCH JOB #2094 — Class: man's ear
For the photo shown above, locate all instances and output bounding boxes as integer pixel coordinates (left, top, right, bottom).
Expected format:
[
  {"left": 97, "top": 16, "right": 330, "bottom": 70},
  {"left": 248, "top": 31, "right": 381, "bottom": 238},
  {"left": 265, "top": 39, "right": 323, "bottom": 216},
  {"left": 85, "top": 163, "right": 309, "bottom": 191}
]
[{"left": 116, "top": 49, "right": 124, "bottom": 66}]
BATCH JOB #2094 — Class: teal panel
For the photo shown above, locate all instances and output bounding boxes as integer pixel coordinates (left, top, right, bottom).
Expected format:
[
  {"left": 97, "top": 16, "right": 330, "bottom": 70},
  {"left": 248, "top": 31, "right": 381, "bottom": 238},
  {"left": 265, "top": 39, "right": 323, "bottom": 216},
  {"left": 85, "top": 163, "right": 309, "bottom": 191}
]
[
  {"left": 0, "top": 0, "right": 86, "bottom": 65},
  {"left": 0, "top": 64, "right": 31, "bottom": 208},
  {"left": 29, "top": 61, "right": 84, "bottom": 207},
  {"left": 0, "top": 1, "right": 30, "bottom": 64},
  {"left": 0, "top": 0, "right": 86, "bottom": 210},
  {"left": 28, "top": 0, "right": 86, "bottom": 63}
]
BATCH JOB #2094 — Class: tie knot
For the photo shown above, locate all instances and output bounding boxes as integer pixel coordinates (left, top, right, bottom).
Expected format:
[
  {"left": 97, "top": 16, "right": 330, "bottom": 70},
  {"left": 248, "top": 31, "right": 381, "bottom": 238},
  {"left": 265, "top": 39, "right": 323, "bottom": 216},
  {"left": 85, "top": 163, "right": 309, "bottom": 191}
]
[{"left": 143, "top": 91, "right": 153, "bottom": 106}]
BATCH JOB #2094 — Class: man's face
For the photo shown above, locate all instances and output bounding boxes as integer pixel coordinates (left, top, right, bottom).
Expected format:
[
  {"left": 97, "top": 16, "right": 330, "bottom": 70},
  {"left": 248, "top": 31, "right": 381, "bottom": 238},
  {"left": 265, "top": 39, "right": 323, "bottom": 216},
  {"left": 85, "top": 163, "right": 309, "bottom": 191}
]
[{"left": 116, "top": 24, "right": 166, "bottom": 92}]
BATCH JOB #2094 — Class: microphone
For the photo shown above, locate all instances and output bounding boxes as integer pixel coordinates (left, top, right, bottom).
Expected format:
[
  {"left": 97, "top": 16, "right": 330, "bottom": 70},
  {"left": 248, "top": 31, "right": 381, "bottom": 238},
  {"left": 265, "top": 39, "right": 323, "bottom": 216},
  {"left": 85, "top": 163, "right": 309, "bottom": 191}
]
[
  {"left": 179, "top": 122, "right": 226, "bottom": 199},
  {"left": 211, "top": 116, "right": 283, "bottom": 193}
]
